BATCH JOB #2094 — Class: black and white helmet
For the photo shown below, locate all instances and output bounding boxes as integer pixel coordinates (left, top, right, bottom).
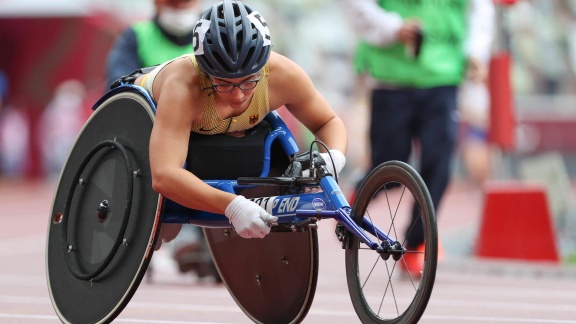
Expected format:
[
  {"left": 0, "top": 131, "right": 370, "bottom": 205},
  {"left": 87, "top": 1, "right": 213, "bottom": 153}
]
[{"left": 193, "top": 0, "right": 272, "bottom": 79}]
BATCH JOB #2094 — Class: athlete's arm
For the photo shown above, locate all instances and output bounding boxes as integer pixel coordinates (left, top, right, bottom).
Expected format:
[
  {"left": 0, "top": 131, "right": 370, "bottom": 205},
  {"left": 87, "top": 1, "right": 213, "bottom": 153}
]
[
  {"left": 148, "top": 60, "right": 236, "bottom": 215},
  {"left": 148, "top": 59, "right": 277, "bottom": 238},
  {"left": 269, "top": 52, "right": 348, "bottom": 155}
]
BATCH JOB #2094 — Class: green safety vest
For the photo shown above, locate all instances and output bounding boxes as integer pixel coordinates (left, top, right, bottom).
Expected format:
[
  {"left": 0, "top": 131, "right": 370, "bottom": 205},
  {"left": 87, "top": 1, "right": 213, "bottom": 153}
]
[
  {"left": 355, "top": 0, "right": 469, "bottom": 88},
  {"left": 132, "top": 21, "right": 194, "bottom": 68}
]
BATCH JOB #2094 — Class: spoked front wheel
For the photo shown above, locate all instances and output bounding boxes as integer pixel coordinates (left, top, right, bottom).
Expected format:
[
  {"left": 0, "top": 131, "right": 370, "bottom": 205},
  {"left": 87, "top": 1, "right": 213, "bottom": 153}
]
[{"left": 345, "top": 160, "right": 437, "bottom": 323}]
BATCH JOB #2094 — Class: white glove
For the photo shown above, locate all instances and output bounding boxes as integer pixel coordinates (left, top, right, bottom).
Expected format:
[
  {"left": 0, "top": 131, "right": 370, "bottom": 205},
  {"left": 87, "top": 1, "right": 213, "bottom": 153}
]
[
  {"left": 320, "top": 149, "right": 346, "bottom": 176},
  {"left": 225, "top": 196, "right": 278, "bottom": 238},
  {"left": 302, "top": 149, "right": 346, "bottom": 177}
]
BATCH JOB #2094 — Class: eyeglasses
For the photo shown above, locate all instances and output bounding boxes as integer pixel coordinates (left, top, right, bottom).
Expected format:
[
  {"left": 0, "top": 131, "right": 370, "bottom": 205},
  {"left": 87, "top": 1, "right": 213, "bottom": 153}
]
[{"left": 206, "top": 75, "right": 260, "bottom": 93}]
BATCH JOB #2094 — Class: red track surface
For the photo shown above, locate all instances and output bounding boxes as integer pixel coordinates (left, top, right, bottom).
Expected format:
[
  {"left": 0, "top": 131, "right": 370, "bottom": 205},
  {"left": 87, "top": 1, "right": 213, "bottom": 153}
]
[{"left": 1, "top": 179, "right": 576, "bottom": 323}]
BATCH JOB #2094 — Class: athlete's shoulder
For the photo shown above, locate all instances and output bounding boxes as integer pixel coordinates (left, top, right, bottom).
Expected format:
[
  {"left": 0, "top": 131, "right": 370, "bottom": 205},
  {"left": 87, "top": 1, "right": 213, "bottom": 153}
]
[
  {"left": 161, "top": 56, "right": 195, "bottom": 79},
  {"left": 153, "top": 57, "right": 199, "bottom": 95},
  {"left": 269, "top": 51, "right": 293, "bottom": 65},
  {"left": 268, "top": 52, "right": 302, "bottom": 76}
]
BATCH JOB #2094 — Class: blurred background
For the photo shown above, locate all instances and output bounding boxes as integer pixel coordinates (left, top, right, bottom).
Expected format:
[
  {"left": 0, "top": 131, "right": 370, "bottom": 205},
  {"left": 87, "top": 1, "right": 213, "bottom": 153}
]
[{"left": 1, "top": 0, "right": 576, "bottom": 266}]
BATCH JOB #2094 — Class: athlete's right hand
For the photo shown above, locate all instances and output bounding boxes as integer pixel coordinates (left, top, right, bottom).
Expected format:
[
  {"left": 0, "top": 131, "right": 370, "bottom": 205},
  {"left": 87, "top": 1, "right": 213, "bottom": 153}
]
[{"left": 225, "top": 196, "right": 278, "bottom": 239}]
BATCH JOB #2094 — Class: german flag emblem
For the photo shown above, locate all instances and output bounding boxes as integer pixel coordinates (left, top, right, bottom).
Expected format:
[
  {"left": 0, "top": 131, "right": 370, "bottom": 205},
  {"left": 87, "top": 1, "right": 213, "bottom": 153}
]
[{"left": 249, "top": 114, "right": 259, "bottom": 124}]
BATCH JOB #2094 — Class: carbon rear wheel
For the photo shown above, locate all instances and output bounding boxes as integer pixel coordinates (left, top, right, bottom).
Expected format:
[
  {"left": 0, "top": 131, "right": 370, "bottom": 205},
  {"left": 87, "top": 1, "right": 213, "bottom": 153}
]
[{"left": 46, "top": 90, "right": 162, "bottom": 324}]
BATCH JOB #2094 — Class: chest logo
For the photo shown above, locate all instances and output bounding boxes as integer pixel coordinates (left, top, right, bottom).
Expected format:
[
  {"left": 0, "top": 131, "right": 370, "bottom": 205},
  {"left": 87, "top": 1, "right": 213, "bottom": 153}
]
[{"left": 249, "top": 114, "right": 259, "bottom": 124}]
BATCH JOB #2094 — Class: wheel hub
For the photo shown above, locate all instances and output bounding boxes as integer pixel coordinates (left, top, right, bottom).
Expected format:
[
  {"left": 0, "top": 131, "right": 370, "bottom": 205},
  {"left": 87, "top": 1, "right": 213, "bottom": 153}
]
[{"left": 376, "top": 240, "right": 406, "bottom": 261}]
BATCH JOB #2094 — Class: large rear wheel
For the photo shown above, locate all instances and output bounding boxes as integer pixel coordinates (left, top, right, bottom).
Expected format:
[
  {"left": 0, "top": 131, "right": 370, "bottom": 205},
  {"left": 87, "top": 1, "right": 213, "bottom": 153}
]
[{"left": 46, "top": 90, "right": 161, "bottom": 324}]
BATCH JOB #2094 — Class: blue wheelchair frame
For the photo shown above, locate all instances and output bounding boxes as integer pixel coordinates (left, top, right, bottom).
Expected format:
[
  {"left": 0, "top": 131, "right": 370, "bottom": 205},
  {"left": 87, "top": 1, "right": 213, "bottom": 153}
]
[
  {"left": 93, "top": 84, "right": 393, "bottom": 251},
  {"left": 45, "top": 81, "right": 436, "bottom": 324}
]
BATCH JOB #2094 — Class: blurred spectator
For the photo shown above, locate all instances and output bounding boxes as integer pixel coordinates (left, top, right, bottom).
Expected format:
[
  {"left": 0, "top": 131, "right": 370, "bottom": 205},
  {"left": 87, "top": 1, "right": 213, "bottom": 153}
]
[
  {"left": 0, "top": 70, "right": 30, "bottom": 178},
  {"left": 347, "top": 0, "right": 494, "bottom": 276},
  {"left": 106, "top": 0, "right": 220, "bottom": 282},
  {"left": 106, "top": 0, "right": 201, "bottom": 87},
  {"left": 458, "top": 79, "right": 491, "bottom": 186},
  {"left": 0, "top": 70, "right": 7, "bottom": 113},
  {"left": 508, "top": 0, "right": 576, "bottom": 95},
  {"left": 37, "top": 80, "right": 87, "bottom": 179}
]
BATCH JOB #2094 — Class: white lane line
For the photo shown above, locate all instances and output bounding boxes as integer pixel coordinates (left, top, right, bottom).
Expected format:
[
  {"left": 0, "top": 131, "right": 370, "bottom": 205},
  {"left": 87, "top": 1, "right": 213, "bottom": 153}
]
[
  {"left": 0, "top": 274, "right": 47, "bottom": 287},
  {"left": 0, "top": 234, "right": 46, "bottom": 257},
  {"left": 2, "top": 312, "right": 576, "bottom": 324},
  {"left": 421, "top": 314, "right": 576, "bottom": 323},
  {"left": 0, "top": 295, "right": 354, "bottom": 318},
  {"left": 116, "top": 320, "right": 229, "bottom": 324},
  {"left": 130, "top": 301, "right": 357, "bottom": 317},
  {"left": 3, "top": 291, "right": 576, "bottom": 316},
  {"left": 0, "top": 313, "right": 228, "bottom": 324},
  {"left": 1, "top": 296, "right": 575, "bottom": 323},
  {"left": 428, "top": 298, "right": 576, "bottom": 312},
  {"left": 0, "top": 295, "right": 243, "bottom": 313},
  {"left": 432, "top": 284, "right": 576, "bottom": 299},
  {"left": 0, "top": 314, "right": 57, "bottom": 321},
  {"left": 0, "top": 295, "right": 51, "bottom": 305}
]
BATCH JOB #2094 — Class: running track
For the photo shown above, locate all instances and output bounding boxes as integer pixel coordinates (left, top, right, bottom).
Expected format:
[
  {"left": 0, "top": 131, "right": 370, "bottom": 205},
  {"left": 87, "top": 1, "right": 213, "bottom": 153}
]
[{"left": 1, "top": 179, "right": 576, "bottom": 323}]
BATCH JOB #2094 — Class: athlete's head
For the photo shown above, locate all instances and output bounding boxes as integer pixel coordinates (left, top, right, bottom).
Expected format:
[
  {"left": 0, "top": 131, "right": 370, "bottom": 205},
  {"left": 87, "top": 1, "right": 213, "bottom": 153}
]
[{"left": 192, "top": 0, "right": 272, "bottom": 79}]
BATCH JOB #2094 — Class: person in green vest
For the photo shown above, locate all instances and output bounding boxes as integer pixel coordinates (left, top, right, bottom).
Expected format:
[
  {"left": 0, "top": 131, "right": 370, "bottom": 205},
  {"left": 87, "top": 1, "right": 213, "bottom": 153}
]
[
  {"left": 106, "top": 0, "right": 201, "bottom": 87},
  {"left": 347, "top": 0, "right": 494, "bottom": 277},
  {"left": 106, "top": 0, "right": 221, "bottom": 282}
]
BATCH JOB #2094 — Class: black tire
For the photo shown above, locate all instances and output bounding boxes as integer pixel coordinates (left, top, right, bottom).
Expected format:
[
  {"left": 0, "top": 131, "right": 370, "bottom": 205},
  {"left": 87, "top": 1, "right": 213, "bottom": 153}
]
[{"left": 345, "top": 161, "right": 437, "bottom": 324}]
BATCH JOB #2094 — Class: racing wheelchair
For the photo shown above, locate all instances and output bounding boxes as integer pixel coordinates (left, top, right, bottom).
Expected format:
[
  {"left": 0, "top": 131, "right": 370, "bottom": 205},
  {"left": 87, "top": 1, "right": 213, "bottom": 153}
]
[{"left": 46, "top": 81, "right": 438, "bottom": 324}]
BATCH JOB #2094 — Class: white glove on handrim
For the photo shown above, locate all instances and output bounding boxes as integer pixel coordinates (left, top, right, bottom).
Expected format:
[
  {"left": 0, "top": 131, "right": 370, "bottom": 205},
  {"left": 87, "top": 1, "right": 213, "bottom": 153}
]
[
  {"left": 225, "top": 196, "right": 278, "bottom": 239},
  {"left": 319, "top": 149, "right": 346, "bottom": 176},
  {"left": 302, "top": 149, "right": 346, "bottom": 177}
]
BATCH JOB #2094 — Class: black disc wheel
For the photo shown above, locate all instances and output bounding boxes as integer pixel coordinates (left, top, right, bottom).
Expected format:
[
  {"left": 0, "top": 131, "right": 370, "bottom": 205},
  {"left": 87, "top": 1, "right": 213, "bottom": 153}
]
[
  {"left": 204, "top": 185, "right": 319, "bottom": 324},
  {"left": 345, "top": 161, "right": 437, "bottom": 323},
  {"left": 46, "top": 90, "right": 162, "bottom": 324}
]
